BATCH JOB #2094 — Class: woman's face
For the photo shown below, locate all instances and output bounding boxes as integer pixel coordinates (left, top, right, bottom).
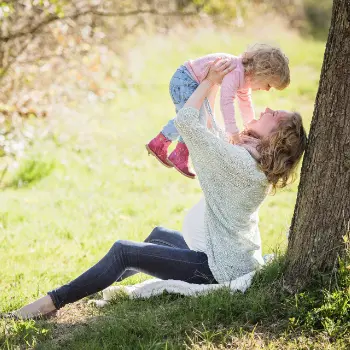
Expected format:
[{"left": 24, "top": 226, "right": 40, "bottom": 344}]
[{"left": 247, "top": 108, "right": 293, "bottom": 138}]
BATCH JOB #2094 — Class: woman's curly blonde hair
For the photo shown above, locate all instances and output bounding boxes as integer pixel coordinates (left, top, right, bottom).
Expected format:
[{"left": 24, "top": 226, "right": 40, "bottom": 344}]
[
  {"left": 242, "top": 44, "right": 290, "bottom": 90},
  {"left": 248, "top": 113, "right": 307, "bottom": 192}
]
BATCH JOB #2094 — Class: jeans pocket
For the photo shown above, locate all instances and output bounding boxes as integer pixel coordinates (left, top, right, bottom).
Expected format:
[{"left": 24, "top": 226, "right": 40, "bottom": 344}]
[
  {"left": 169, "top": 80, "right": 196, "bottom": 106},
  {"left": 169, "top": 83, "right": 182, "bottom": 105}
]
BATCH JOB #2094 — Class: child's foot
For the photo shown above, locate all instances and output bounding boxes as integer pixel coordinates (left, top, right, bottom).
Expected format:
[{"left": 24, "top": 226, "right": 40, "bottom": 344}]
[
  {"left": 146, "top": 133, "right": 173, "bottom": 168},
  {"left": 168, "top": 143, "right": 196, "bottom": 179}
]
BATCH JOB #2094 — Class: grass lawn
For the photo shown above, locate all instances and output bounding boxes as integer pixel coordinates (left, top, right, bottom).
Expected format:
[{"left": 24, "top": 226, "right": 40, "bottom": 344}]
[{"left": 2, "top": 22, "right": 347, "bottom": 349}]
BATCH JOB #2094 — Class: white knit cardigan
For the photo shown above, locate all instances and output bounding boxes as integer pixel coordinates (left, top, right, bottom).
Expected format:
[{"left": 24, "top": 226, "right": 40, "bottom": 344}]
[{"left": 175, "top": 107, "right": 269, "bottom": 283}]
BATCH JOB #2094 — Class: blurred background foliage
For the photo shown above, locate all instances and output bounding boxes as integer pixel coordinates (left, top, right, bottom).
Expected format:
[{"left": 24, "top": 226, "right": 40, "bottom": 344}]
[{"left": 0, "top": 0, "right": 331, "bottom": 182}]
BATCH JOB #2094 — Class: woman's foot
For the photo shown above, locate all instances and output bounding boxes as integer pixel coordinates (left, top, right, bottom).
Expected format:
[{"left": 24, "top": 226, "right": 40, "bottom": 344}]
[
  {"left": 1, "top": 310, "right": 58, "bottom": 321},
  {"left": 146, "top": 133, "right": 173, "bottom": 168},
  {"left": 168, "top": 142, "right": 196, "bottom": 179},
  {"left": 1, "top": 295, "right": 57, "bottom": 320}
]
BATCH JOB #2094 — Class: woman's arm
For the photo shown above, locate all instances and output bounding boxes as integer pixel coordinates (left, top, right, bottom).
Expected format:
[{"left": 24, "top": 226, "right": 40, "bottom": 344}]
[
  {"left": 206, "top": 85, "right": 219, "bottom": 129},
  {"left": 184, "top": 79, "right": 215, "bottom": 110},
  {"left": 207, "top": 84, "right": 219, "bottom": 111},
  {"left": 174, "top": 61, "right": 254, "bottom": 196},
  {"left": 184, "top": 58, "right": 229, "bottom": 110}
]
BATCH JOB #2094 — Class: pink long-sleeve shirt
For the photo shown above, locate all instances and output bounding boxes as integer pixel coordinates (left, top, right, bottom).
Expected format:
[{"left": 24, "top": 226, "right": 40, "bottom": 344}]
[{"left": 184, "top": 53, "right": 255, "bottom": 135}]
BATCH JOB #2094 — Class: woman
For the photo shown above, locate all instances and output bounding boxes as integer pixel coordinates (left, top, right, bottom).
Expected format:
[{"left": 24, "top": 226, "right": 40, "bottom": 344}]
[{"left": 3, "top": 59, "right": 307, "bottom": 320}]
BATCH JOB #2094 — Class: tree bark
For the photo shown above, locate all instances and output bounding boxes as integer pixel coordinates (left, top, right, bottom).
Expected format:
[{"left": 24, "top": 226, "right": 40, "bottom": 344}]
[{"left": 284, "top": 0, "right": 350, "bottom": 291}]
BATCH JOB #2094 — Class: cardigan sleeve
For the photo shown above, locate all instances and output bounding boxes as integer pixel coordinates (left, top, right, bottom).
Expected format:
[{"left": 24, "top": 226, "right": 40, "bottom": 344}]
[
  {"left": 175, "top": 106, "right": 266, "bottom": 231},
  {"left": 174, "top": 107, "right": 258, "bottom": 191}
]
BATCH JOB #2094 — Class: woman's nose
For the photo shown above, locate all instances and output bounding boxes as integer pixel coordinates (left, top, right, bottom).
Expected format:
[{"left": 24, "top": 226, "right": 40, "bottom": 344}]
[{"left": 265, "top": 107, "right": 273, "bottom": 113}]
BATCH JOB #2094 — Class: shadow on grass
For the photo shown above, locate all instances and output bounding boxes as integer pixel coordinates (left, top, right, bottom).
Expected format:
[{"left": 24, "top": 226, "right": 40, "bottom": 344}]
[{"left": 1, "top": 258, "right": 349, "bottom": 349}]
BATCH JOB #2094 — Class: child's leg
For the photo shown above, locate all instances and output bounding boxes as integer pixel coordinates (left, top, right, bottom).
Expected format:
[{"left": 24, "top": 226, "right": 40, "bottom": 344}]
[
  {"left": 147, "top": 66, "right": 198, "bottom": 170},
  {"left": 161, "top": 118, "right": 181, "bottom": 141},
  {"left": 162, "top": 66, "right": 199, "bottom": 140}
]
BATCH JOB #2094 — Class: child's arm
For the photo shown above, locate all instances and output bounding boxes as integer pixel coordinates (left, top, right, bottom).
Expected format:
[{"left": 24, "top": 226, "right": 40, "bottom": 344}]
[
  {"left": 220, "top": 71, "right": 241, "bottom": 142},
  {"left": 237, "top": 88, "right": 255, "bottom": 127}
]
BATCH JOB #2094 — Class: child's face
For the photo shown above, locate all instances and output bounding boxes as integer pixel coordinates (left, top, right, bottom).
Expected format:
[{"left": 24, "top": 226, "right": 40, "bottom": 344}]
[{"left": 250, "top": 79, "right": 271, "bottom": 91}]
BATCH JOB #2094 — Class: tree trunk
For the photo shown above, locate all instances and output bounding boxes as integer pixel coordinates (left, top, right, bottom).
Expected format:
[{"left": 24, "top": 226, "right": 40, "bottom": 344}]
[{"left": 284, "top": 0, "right": 350, "bottom": 291}]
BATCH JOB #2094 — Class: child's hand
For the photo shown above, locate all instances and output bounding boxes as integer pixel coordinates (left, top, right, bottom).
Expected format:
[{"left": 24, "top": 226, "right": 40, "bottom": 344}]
[
  {"left": 228, "top": 133, "right": 241, "bottom": 145},
  {"left": 238, "top": 134, "right": 261, "bottom": 161}
]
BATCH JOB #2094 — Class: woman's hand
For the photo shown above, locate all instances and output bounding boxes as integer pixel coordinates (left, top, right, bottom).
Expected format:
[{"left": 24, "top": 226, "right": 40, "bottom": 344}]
[
  {"left": 183, "top": 58, "right": 234, "bottom": 111},
  {"left": 205, "top": 58, "right": 233, "bottom": 86},
  {"left": 227, "top": 57, "right": 238, "bottom": 72}
]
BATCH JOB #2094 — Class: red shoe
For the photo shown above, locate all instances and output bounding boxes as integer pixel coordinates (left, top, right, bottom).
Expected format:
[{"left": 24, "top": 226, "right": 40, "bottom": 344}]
[
  {"left": 168, "top": 142, "right": 196, "bottom": 179},
  {"left": 146, "top": 133, "right": 173, "bottom": 168}
]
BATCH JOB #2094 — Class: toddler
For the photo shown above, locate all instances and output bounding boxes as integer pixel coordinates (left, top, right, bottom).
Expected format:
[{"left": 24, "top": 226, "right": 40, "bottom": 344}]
[{"left": 146, "top": 44, "right": 290, "bottom": 179}]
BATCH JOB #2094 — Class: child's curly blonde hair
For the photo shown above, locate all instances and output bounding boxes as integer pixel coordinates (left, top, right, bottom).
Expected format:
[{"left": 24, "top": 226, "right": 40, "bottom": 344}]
[{"left": 242, "top": 44, "right": 290, "bottom": 90}]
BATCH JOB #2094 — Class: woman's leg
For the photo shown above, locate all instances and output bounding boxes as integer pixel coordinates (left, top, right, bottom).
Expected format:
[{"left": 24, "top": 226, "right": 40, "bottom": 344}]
[
  {"left": 48, "top": 237, "right": 215, "bottom": 310},
  {"left": 10, "top": 227, "right": 194, "bottom": 319},
  {"left": 116, "top": 226, "right": 189, "bottom": 281}
]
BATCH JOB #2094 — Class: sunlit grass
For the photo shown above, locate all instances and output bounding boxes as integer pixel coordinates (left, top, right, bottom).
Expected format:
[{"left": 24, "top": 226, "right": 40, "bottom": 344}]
[{"left": 0, "top": 23, "right": 330, "bottom": 349}]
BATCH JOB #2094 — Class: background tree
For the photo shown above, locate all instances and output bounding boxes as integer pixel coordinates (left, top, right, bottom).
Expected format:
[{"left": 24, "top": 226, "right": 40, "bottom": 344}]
[
  {"left": 0, "top": 0, "right": 198, "bottom": 166},
  {"left": 284, "top": 0, "right": 350, "bottom": 291},
  {"left": 0, "top": 0, "right": 334, "bottom": 175}
]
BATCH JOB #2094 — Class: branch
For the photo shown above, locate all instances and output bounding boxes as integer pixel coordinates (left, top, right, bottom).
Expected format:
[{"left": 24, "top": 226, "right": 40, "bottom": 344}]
[
  {"left": 0, "top": 36, "right": 34, "bottom": 81},
  {"left": 1, "top": 9, "right": 92, "bottom": 43},
  {"left": 17, "top": 53, "right": 67, "bottom": 65},
  {"left": 0, "top": 8, "right": 198, "bottom": 43},
  {"left": 91, "top": 9, "right": 198, "bottom": 17}
]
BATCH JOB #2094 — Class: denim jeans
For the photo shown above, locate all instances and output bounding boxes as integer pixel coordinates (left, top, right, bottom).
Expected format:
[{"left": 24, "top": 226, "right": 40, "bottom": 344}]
[
  {"left": 48, "top": 226, "right": 217, "bottom": 309},
  {"left": 161, "top": 65, "right": 213, "bottom": 143}
]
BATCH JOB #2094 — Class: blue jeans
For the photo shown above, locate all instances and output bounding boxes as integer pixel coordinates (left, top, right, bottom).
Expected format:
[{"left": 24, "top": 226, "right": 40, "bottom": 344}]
[
  {"left": 161, "top": 66, "right": 213, "bottom": 143},
  {"left": 48, "top": 227, "right": 216, "bottom": 309}
]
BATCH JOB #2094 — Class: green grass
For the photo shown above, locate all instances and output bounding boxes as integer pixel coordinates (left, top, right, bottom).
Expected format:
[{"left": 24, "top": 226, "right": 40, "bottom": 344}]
[{"left": 1, "top": 23, "right": 347, "bottom": 349}]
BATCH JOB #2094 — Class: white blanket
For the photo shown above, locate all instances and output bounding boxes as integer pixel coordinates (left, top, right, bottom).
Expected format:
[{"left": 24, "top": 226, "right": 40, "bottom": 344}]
[
  {"left": 91, "top": 271, "right": 256, "bottom": 308},
  {"left": 89, "top": 254, "right": 275, "bottom": 307}
]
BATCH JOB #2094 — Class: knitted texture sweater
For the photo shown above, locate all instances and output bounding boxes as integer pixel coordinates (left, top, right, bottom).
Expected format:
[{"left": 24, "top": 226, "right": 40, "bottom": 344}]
[{"left": 175, "top": 107, "right": 269, "bottom": 283}]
